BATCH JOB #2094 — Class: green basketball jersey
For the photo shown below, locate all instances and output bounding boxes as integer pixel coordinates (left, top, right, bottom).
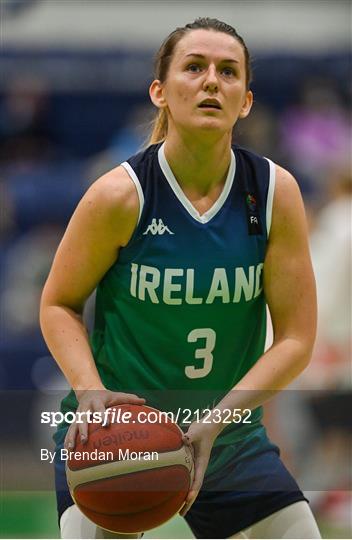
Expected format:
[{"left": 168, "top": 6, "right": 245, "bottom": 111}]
[{"left": 58, "top": 143, "right": 276, "bottom": 475}]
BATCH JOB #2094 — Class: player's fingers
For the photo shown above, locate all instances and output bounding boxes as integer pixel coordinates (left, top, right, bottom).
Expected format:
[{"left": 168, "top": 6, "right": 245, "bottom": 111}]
[
  {"left": 182, "top": 434, "right": 191, "bottom": 445},
  {"left": 108, "top": 393, "right": 146, "bottom": 406},
  {"left": 121, "top": 393, "right": 146, "bottom": 404},
  {"left": 77, "top": 418, "right": 89, "bottom": 444},
  {"left": 188, "top": 471, "right": 205, "bottom": 501},
  {"left": 179, "top": 454, "right": 207, "bottom": 516},
  {"left": 182, "top": 435, "right": 195, "bottom": 462},
  {"left": 179, "top": 485, "right": 201, "bottom": 517},
  {"left": 179, "top": 487, "right": 199, "bottom": 516},
  {"left": 76, "top": 400, "right": 108, "bottom": 439},
  {"left": 64, "top": 423, "right": 77, "bottom": 450},
  {"left": 91, "top": 401, "right": 110, "bottom": 426},
  {"left": 190, "top": 450, "right": 208, "bottom": 491}
]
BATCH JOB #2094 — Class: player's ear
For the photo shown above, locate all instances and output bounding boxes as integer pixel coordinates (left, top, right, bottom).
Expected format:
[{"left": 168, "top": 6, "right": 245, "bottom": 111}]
[
  {"left": 238, "top": 90, "right": 253, "bottom": 119},
  {"left": 149, "top": 80, "right": 167, "bottom": 109}
]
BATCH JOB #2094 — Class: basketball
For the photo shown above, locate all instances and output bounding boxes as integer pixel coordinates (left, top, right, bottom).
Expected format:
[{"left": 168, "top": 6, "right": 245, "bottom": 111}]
[{"left": 65, "top": 404, "right": 194, "bottom": 533}]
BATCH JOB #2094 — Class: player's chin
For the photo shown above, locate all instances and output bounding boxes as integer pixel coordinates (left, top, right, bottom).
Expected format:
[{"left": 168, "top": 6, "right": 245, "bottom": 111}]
[
  {"left": 196, "top": 119, "right": 228, "bottom": 133},
  {"left": 200, "top": 112, "right": 230, "bottom": 125},
  {"left": 182, "top": 114, "right": 229, "bottom": 135}
]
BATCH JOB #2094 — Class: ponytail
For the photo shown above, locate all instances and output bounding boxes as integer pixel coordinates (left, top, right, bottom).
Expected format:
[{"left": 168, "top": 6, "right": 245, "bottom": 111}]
[{"left": 148, "top": 109, "right": 168, "bottom": 145}]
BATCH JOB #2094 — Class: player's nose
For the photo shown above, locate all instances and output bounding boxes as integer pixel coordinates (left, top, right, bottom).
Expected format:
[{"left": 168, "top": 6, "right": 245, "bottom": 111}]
[{"left": 202, "top": 65, "right": 219, "bottom": 93}]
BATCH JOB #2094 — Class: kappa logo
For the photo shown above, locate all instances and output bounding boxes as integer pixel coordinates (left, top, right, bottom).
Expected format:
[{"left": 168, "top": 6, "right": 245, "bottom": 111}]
[{"left": 143, "top": 218, "right": 174, "bottom": 235}]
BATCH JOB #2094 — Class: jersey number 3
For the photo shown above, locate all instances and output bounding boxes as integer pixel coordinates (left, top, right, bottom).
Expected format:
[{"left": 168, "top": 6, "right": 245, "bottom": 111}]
[{"left": 185, "top": 328, "right": 216, "bottom": 379}]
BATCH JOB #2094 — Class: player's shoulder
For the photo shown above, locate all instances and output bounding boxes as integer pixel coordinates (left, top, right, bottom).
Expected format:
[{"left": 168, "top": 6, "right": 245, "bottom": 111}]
[
  {"left": 81, "top": 144, "right": 160, "bottom": 232},
  {"left": 84, "top": 163, "right": 140, "bottom": 218},
  {"left": 272, "top": 162, "right": 303, "bottom": 209},
  {"left": 274, "top": 162, "right": 298, "bottom": 187},
  {"left": 269, "top": 162, "right": 306, "bottom": 240},
  {"left": 76, "top": 164, "right": 140, "bottom": 246}
]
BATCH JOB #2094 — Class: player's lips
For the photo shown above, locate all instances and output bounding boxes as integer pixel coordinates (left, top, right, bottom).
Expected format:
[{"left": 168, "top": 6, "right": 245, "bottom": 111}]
[{"left": 198, "top": 98, "right": 222, "bottom": 110}]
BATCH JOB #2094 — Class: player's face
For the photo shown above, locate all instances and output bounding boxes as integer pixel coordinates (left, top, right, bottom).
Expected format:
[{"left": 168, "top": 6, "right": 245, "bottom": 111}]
[{"left": 150, "top": 29, "right": 253, "bottom": 136}]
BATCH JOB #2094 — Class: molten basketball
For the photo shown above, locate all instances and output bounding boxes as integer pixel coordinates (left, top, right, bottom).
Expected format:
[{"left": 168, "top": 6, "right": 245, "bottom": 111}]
[{"left": 66, "top": 404, "right": 194, "bottom": 533}]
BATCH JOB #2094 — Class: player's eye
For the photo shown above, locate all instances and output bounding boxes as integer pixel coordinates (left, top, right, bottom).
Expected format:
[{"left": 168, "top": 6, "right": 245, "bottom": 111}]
[
  {"left": 221, "top": 67, "right": 235, "bottom": 77},
  {"left": 186, "top": 63, "right": 202, "bottom": 73}
]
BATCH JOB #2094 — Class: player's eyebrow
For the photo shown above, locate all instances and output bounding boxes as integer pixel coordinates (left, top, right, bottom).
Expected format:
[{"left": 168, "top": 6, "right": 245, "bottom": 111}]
[{"left": 184, "top": 53, "right": 239, "bottom": 63}]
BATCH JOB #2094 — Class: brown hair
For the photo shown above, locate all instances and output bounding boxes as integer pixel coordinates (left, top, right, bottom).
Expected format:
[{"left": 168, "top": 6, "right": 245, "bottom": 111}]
[{"left": 148, "top": 17, "right": 252, "bottom": 145}]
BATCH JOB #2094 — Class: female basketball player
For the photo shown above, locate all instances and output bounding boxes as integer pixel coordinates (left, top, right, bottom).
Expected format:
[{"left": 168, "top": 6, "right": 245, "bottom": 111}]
[{"left": 40, "top": 18, "right": 321, "bottom": 539}]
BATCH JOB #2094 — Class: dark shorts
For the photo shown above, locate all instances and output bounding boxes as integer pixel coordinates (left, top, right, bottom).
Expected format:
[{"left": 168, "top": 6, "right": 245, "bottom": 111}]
[{"left": 54, "top": 427, "right": 307, "bottom": 538}]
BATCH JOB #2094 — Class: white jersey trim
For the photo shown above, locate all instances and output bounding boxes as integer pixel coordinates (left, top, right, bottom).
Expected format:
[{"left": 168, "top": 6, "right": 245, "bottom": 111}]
[
  {"left": 265, "top": 158, "right": 276, "bottom": 237},
  {"left": 121, "top": 161, "right": 145, "bottom": 226},
  {"left": 158, "top": 143, "right": 236, "bottom": 224}
]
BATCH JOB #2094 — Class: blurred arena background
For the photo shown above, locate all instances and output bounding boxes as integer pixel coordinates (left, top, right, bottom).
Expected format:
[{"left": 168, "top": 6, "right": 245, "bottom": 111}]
[{"left": 0, "top": 0, "right": 351, "bottom": 538}]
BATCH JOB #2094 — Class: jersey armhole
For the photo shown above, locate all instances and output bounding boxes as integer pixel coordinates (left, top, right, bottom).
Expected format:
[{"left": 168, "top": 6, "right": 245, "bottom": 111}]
[
  {"left": 120, "top": 161, "right": 145, "bottom": 226},
  {"left": 264, "top": 158, "right": 276, "bottom": 238}
]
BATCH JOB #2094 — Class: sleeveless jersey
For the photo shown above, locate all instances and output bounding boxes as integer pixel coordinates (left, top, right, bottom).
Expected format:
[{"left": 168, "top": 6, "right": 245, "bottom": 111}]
[{"left": 58, "top": 142, "right": 276, "bottom": 474}]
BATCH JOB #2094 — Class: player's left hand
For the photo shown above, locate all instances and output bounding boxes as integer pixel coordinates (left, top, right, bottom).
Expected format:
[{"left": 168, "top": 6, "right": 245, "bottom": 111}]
[{"left": 179, "top": 419, "right": 221, "bottom": 516}]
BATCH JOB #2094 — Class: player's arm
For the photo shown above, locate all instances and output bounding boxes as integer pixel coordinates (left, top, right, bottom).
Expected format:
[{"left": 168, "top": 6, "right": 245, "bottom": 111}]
[
  {"left": 180, "top": 165, "right": 317, "bottom": 515},
  {"left": 40, "top": 166, "right": 144, "bottom": 401},
  {"left": 231, "top": 164, "right": 316, "bottom": 396},
  {"left": 212, "top": 164, "right": 317, "bottom": 413}
]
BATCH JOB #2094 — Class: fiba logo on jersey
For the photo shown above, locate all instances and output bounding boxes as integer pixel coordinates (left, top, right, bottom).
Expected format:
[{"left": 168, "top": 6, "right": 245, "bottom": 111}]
[{"left": 246, "top": 193, "right": 257, "bottom": 212}]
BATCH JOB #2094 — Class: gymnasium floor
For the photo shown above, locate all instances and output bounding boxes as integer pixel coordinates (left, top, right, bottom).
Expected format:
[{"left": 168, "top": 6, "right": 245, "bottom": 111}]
[
  {"left": 0, "top": 492, "right": 193, "bottom": 539},
  {"left": 0, "top": 491, "right": 350, "bottom": 539}
]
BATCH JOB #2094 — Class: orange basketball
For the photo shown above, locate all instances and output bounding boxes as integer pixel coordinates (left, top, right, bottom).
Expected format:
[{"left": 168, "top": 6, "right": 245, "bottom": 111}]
[{"left": 66, "top": 404, "right": 194, "bottom": 533}]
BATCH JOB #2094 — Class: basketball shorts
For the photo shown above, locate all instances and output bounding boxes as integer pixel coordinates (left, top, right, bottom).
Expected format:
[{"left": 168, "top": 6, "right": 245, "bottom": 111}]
[{"left": 54, "top": 425, "right": 307, "bottom": 538}]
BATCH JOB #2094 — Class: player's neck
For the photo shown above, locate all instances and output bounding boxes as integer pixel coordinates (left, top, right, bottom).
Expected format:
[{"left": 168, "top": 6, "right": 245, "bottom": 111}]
[{"left": 163, "top": 131, "right": 232, "bottom": 194}]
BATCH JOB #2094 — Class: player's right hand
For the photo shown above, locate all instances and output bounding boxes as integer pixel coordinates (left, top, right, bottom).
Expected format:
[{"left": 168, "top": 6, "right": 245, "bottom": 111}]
[{"left": 64, "top": 389, "right": 146, "bottom": 450}]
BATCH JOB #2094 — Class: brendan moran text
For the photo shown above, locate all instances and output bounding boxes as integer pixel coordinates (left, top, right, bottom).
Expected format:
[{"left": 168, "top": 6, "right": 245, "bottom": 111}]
[{"left": 41, "top": 448, "right": 159, "bottom": 464}]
